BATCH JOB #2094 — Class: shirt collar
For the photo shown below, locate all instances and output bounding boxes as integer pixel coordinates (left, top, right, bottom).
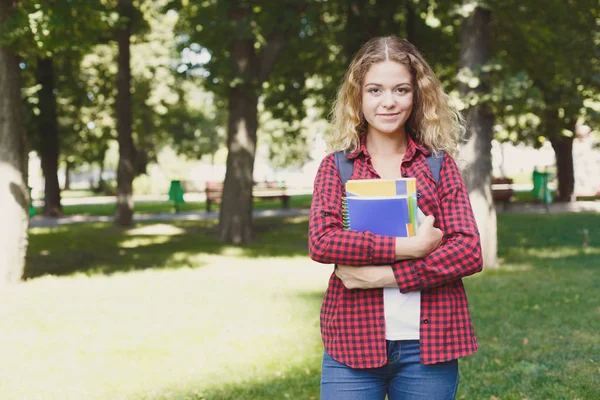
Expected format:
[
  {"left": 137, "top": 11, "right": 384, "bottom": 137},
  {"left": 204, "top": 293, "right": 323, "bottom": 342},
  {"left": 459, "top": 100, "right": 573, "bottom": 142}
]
[
  {"left": 347, "top": 135, "right": 368, "bottom": 159},
  {"left": 346, "top": 133, "right": 430, "bottom": 161}
]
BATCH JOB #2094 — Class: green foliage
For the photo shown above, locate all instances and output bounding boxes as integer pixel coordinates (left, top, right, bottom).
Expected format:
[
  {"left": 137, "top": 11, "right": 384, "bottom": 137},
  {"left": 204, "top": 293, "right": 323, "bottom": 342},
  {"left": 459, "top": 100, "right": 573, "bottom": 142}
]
[
  {"left": 1, "top": 1, "right": 114, "bottom": 56},
  {"left": 166, "top": 0, "right": 336, "bottom": 165},
  {"left": 489, "top": 0, "right": 600, "bottom": 141}
]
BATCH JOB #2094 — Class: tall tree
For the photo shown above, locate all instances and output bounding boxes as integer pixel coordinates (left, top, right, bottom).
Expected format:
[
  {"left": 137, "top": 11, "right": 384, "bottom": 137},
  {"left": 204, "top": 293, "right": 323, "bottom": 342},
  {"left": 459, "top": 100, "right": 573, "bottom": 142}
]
[
  {"left": 218, "top": 2, "right": 293, "bottom": 243},
  {"left": 0, "top": 0, "right": 29, "bottom": 285},
  {"left": 114, "top": 0, "right": 136, "bottom": 226},
  {"left": 171, "top": 0, "right": 330, "bottom": 244},
  {"left": 492, "top": 0, "right": 600, "bottom": 201},
  {"left": 35, "top": 56, "right": 62, "bottom": 216},
  {"left": 10, "top": 1, "right": 113, "bottom": 215},
  {"left": 458, "top": 4, "right": 497, "bottom": 268}
]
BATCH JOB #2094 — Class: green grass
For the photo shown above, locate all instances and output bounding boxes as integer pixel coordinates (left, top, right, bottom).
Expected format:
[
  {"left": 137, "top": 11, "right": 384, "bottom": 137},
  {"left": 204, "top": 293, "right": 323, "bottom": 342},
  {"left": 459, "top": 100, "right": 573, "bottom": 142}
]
[
  {"left": 502, "top": 190, "right": 599, "bottom": 205},
  {"left": 1, "top": 213, "right": 599, "bottom": 399},
  {"left": 33, "top": 194, "right": 313, "bottom": 217},
  {"left": 60, "top": 189, "right": 98, "bottom": 198}
]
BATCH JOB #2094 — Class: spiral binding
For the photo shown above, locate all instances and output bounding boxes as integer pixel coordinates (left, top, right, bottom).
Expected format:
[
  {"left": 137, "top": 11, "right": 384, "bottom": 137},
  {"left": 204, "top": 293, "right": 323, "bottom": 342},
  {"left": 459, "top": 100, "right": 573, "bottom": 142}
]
[{"left": 342, "top": 196, "right": 350, "bottom": 230}]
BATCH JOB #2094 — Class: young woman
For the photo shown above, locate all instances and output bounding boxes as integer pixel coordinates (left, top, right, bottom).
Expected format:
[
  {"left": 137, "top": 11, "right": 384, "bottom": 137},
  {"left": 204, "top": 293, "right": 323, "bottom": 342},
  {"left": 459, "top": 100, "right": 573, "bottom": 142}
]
[{"left": 308, "top": 36, "right": 483, "bottom": 399}]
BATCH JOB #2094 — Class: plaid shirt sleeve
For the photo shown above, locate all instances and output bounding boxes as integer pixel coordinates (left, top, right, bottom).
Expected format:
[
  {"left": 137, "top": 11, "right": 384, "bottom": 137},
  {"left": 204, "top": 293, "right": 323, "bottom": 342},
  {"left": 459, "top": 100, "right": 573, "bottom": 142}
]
[
  {"left": 308, "top": 154, "right": 396, "bottom": 266},
  {"left": 392, "top": 154, "right": 483, "bottom": 293}
]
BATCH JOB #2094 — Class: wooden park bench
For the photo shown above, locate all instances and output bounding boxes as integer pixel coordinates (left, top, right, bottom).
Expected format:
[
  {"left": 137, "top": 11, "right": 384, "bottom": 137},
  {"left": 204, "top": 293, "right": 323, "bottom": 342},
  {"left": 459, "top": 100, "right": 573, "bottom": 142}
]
[
  {"left": 491, "top": 177, "right": 514, "bottom": 209},
  {"left": 205, "top": 181, "right": 290, "bottom": 212}
]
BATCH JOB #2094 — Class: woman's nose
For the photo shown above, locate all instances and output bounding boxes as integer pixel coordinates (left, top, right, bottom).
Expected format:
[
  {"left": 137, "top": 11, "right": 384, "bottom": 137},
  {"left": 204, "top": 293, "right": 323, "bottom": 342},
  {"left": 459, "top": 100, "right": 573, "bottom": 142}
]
[{"left": 382, "top": 91, "right": 395, "bottom": 107}]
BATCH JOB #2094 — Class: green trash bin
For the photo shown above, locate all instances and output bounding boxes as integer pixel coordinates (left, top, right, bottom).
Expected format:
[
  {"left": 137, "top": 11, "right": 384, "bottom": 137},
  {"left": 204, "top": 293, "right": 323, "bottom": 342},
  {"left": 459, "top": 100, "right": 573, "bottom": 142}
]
[
  {"left": 532, "top": 170, "right": 552, "bottom": 204},
  {"left": 168, "top": 180, "right": 185, "bottom": 213},
  {"left": 29, "top": 187, "right": 35, "bottom": 217}
]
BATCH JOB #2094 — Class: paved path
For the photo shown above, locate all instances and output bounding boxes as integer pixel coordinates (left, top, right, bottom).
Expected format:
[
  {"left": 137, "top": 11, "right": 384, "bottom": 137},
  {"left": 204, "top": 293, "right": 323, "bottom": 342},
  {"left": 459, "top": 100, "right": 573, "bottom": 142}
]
[
  {"left": 498, "top": 201, "right": 600, "bottom": 214},
  {"left": 29, "top": 208, "right": 311, "bottom": 228},
  {"left": 28, "top": 201, "right": 600, "bottom": 228}
]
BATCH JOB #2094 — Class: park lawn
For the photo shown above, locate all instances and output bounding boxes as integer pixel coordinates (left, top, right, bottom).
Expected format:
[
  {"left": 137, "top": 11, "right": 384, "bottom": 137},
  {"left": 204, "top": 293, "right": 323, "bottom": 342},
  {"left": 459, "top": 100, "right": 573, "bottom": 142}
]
[
  {"left": 1, "top": 213, "right": 599, "bottom": 399},
  {"left": 501, "top": 190, "right": 599, "bottom": 204},
  {"left": 32, "top": 194, "right": 313, "bottom": 217}
]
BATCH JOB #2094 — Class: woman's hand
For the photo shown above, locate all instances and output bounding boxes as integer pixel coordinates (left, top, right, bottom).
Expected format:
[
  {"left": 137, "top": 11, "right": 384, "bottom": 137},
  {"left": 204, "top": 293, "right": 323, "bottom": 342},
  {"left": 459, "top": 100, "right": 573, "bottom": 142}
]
[
  {"left": 414, "top": 215, "right": 443, "bottom": 257},
  {"left": 394, "top": 215, "right": 443, "bottom": 260},
  {"left": 335, "top": 265, "right": 398, "bottom": 289}
]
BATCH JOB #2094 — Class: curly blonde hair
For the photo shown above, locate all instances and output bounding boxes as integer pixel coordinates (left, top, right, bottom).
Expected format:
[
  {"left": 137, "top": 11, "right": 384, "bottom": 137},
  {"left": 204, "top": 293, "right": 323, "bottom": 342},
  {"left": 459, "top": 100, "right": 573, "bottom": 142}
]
[{"left": 329, "top": 36, "right": 464, "bottom": 158}]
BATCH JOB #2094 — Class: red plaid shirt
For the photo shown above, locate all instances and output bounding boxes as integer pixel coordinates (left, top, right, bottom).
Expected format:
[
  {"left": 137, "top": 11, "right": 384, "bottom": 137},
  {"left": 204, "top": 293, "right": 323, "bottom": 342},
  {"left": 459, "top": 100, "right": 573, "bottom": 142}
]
[{"left": 309, "top": 134, "right": 482, "bottom": 367}]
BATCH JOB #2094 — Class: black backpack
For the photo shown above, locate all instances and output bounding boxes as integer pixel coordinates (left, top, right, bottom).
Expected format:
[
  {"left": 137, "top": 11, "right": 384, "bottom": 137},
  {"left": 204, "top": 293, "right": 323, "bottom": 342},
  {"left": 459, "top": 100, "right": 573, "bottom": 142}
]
[{"left": 333, "top": 150, "right": 444, "bottom": 187}]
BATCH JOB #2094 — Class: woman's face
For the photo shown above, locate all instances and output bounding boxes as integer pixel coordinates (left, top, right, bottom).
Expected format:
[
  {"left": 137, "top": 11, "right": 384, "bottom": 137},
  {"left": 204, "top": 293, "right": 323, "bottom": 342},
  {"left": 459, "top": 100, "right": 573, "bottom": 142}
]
[{"left": 361, "top": 61, "right": 414, "bottom": 137}]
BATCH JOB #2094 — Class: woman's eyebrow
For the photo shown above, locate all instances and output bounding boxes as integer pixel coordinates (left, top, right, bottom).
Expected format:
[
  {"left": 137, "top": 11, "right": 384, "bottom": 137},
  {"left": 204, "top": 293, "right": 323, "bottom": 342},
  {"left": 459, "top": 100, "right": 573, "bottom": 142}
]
[{"left": 364, "top": 82, "right": 412, "bottom": 87}]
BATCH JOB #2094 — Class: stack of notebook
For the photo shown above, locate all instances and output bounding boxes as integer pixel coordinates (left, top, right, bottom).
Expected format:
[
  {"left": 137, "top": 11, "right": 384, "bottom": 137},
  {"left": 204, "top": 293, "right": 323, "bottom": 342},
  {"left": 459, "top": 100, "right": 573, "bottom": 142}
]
[{"left": 343, "top": 178, "right": 418, "bottom": 237}]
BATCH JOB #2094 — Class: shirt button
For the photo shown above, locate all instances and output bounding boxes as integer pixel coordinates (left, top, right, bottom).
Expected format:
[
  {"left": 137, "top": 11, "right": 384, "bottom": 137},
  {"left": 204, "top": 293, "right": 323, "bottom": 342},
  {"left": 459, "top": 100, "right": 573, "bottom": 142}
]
[
  {"left": 423, "top": 319, "right": 429, "bottom": 324},
  {"left": 416, "top": 192, "right": 421, "bottom": 198},
  {"left": 402, "top": 173, "right": 409, "bottom": 177}
]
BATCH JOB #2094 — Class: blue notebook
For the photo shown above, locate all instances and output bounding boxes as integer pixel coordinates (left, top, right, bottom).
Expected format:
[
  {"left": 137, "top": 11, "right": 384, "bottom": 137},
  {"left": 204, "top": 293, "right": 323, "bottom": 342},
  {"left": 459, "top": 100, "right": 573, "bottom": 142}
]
[{"left": 343, "top": 196, "right": 411, "bottom": 237}]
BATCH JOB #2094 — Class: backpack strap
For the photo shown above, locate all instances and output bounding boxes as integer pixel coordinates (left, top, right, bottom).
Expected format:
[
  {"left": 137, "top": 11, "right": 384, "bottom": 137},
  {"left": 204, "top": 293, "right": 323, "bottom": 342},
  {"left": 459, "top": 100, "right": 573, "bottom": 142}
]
[
  {"left": 334, "top": 149, "right": 444, "bottom": 186},
  {"left": 334, "top": 151, "right": 354, "bottom": 187},
  {"left": 425, "top": 150, "right": 444, "bottom": 185}
]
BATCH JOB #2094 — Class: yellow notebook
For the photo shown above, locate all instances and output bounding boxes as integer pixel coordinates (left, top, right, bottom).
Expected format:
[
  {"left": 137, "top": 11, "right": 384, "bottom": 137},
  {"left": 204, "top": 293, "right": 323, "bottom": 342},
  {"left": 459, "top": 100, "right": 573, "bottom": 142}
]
[{"left": 344, "top": 178, "right": 418, "bottom": 236}]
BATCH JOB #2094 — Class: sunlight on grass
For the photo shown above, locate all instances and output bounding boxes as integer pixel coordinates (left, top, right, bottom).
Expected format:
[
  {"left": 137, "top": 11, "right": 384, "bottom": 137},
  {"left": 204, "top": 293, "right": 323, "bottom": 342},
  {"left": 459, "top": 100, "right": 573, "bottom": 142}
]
[
  {"left": 126, "top": 223, "right": 186, "bottom": 236},
  {"left": 511, "top": 246, "right": 600, "bottom": 259},
  {"left": 119, "top": 236, "right": 172, "bottom": 248},
  {"left": 219, "top": 246, "right": 246, "bottom": 257},
  {"left": 29, "top": 226, "right": 70, "bottom": 235},
  {"left": 489, "top": 261, "right": 533, "bottom": 272},
  {"left": 0, "top": 257, "right": 331, "bottom": 400}
]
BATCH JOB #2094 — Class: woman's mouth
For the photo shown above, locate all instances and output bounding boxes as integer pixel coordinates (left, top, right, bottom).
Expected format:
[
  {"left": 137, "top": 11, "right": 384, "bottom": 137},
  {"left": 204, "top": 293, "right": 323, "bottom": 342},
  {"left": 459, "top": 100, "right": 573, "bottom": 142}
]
[{"left": 377, "top": 113, "right": 399, "bottom": 120}]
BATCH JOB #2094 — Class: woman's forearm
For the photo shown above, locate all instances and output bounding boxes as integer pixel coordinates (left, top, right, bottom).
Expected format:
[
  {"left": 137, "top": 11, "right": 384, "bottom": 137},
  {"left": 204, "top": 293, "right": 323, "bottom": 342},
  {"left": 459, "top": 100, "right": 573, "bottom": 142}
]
[
  {"left": 394, "top": 237, "right": 421, "bottom": 260},
  {"left": 335, "top": 265, "right": 398, "bottom": 289}
]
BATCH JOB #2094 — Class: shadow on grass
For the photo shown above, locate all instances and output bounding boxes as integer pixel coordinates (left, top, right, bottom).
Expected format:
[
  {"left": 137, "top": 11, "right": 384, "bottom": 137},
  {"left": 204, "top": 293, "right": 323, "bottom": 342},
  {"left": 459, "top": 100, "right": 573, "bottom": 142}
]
[
  {"left": 496, "top": 212, "right": 600, "bottom": 270},
  {"left": 190, "top": 367, "right": 321, "bottom": 400},
  {"left": 25, "top": 216, "right": 311, "bottom": 279},
  {"left": 498, "top": 212, "right": 600, "bottom": 250}
]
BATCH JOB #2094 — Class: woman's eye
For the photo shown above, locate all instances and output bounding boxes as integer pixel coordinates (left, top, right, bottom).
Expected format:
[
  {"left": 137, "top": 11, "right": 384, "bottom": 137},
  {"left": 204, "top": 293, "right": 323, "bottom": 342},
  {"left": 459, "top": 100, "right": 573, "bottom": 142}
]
[{"left": 368, "top": 88, "right": 381, "bottom": 93}]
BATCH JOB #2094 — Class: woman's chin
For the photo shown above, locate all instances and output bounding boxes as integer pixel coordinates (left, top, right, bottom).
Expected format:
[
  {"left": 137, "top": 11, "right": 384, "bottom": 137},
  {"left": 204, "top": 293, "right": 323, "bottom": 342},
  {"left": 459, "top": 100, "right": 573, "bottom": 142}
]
[{"left": 370, "top": 125, "right": 406, "bottom": 136}]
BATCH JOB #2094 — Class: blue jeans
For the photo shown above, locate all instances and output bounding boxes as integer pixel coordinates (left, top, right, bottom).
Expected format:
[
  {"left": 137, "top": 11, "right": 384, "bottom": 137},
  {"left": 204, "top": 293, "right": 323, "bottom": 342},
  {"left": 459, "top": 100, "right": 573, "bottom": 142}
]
[{"left": 321, "top": 340, "right": 459, "bottom": 400}]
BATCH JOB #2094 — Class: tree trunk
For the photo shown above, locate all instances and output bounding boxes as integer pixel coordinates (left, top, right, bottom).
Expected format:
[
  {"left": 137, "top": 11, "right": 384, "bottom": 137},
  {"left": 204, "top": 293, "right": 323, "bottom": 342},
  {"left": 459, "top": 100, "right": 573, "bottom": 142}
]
[
  {"left": 542, "top": 107, "right": 576, "bottom": 203},
  {"left": 135, "top": 102, "right": 153, "bottom": 176},
  {"left": 36, "top": 57, "right": 63, "bottom": 217},
  {"left": 458, "top": 6, "right": 497, "bottom": 268},
  {"left": 64, "top": 160, "right": 72, "bottom": 190},
  {"left": 218, "top": 5, "right": 290, "bottom": 244},
  {"left": 219, "top": 36, "right": 258, "bottom": 244},
  {"left": 550, "top": 135, "right": 575, "bottom": 202},
  {"left": 114, "top": 0, "right": 135, "bottom": 227},
  {"left": 0, "top": 0, "right": 29, "bottom": 286}
]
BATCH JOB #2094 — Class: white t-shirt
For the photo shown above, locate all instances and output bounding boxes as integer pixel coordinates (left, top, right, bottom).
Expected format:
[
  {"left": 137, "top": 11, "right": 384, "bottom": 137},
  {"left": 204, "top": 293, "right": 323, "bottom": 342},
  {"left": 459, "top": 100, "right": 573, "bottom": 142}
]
[{"left": 384, "top": 288, "right": 421, "bottom": 340}]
